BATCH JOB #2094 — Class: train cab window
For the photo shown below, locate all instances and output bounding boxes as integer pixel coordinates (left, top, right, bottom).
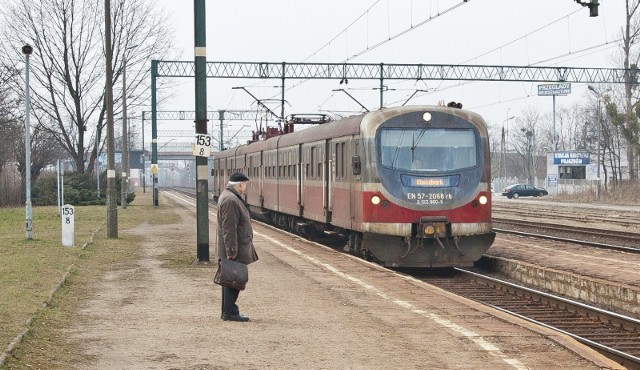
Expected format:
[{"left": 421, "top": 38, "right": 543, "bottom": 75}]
[{"left": 379, "top": 128, "right": 476, "bottom": 172}]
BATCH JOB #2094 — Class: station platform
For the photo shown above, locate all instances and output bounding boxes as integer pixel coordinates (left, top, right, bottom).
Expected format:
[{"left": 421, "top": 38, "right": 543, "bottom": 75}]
[{"left": 65, "top": 191, "right": 622, "bottom": 369}]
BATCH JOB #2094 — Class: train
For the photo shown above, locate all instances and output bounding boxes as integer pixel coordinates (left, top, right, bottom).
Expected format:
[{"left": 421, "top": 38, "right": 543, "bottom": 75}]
[{"left": 212, "top": 104, "right": 495, "bottom": 268}]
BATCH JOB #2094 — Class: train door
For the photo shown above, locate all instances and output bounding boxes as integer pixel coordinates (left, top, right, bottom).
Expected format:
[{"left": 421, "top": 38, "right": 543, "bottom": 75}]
[
  {"left": 212, "top": 158, "right": 219, "bottom": 198},
  {"left": 350, "top": 137, "right": 362, "bottom": 228},
  {"left": 328, "top": 140, "right": 335, "bottom": 219},
  {"left": 323, "top": 140, "right": 331, "bottom": 223},
  {"left": 259, "top": 151, "right": 264, "bottom": 207},
  {"left": 300, "top": 141, "right": 327, "bottom": 223},
  {"left": 297, "top": 144, "right": 303, "bottom": 216},
  {"left": 328, "top": 139, "right": 351, "bottom": 229}
]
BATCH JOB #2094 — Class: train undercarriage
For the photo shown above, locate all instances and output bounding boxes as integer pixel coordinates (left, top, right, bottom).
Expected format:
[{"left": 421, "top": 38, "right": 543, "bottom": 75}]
[{"left": 248, "top": 206, "right": 495, "bottom": 268}]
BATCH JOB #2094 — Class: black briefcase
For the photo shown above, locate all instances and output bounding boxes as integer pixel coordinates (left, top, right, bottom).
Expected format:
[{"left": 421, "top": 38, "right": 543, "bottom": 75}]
[{"left": 214, "top": 258, "right": 248, "bottom": 290}]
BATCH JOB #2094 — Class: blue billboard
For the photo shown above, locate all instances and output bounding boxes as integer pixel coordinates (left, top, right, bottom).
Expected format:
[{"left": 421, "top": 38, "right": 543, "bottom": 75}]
[{"left": 553, "top": 151, "right": 590, "bottom": 165}]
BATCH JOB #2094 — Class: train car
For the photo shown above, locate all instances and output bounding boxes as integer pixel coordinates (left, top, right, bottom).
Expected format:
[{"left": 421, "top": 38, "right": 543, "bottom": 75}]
[{"left": 212, "top": 105, "right": 495, "bottom": 268}]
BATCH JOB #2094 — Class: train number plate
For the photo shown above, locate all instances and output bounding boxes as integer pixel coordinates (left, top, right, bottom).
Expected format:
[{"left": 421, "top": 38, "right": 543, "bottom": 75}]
[{"left": 406, "top": 191, "right": 453, "bottom": 205}]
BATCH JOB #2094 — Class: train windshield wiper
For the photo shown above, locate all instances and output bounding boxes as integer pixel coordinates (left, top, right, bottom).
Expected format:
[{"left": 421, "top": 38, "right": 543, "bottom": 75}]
[
  {"left": 390, "top": 130, "right": 406, "bottom": 168},
  {"left": 411, "top": 123, "right": 429, "bottom": 151}
]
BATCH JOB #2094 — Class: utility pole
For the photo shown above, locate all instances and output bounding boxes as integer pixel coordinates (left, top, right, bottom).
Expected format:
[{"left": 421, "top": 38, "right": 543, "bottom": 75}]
[
  {"left": 104, "top": 0, "right": 118, "bottom": 237},
  {"left": 194, "top": 0, "right": 209, "bottom": 262},
  {"left": 22, "top": 44, "right": 33, "bottom": 239}
]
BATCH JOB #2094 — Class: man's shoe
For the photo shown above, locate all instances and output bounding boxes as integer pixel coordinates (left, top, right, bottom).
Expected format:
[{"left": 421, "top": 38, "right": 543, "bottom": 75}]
[{"left": 222, "top": 314, "right": 250, "bottom": 322}]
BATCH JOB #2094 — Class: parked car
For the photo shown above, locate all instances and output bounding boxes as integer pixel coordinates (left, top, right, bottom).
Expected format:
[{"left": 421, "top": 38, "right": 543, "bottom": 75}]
[{"left": 501, "top": 184, "right": 548, "bottom": 199}]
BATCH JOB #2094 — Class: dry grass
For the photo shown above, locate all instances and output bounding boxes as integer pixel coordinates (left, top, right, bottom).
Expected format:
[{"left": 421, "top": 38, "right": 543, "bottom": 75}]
[
  {"left": 0, "top": 205, "right": 96, "bottom": 358},
  {"left": 551, "top": 182, "right": 640, "bottom": 205},
  {"left": 0, "top": 190, "right": 178, "bottom": 369}
]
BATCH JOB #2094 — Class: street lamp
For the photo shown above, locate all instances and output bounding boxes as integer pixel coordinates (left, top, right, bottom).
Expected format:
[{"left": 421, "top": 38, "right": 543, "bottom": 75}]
[
  {"left": 121, "top": 44, "right": 137, "bottom": 209},
  {"left": 587, "top": 85, "right": 607, "bottom": 200},
  {"left": 22, "top": 44, "right": 33, "bottom": 239},
  {"left": 500, "top": 115, "right": 515, "bottom": 179}
]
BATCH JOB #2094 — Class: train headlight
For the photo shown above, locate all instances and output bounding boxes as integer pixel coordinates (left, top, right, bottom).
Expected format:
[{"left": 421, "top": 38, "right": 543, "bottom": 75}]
[
  {"left": 371, "top": 195, "right": 381, "bottom": 205},
  {"left": 424, "top": 225, "right": 435, "bottom": 235},
  {"left": 422, "top": 112, "right": 432, "bottom": 122},
  {"left": 478, "top": 195, "right": 488, "bottom": 205}
]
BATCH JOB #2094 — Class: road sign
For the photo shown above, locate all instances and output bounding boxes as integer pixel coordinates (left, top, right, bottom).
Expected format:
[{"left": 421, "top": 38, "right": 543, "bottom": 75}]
[
  {"left": 538, "top": 83, "right": 571, "bottom": 96},
  {"left": 193, "top": 134, "right": 212, "bottom": 157},
  {"left": 150, "top": 164, "right": 158, "bottom": 174}
]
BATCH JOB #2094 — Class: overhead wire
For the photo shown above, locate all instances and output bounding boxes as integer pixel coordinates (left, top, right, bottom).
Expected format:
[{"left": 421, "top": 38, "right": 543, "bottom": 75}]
[
  {"left": 235, "top": 2, "right": 615, "bottom": 118},
  {"left": 390, "top": 7, "right": 620, "bottom": 108},
  {"left": 344, "top": 1, "right": 469, "bottom": 62},
  {"left": 301, "top": 0, "right": 382, "bottom": 63},
  {"left": 278, "top": 0, "right": 471, "bottom": 110}
]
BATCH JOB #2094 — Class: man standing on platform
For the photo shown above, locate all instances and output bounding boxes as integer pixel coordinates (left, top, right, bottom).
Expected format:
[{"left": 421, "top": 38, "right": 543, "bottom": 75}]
[{"left": 216, "top": 172, "right": 259, "bottom": 322}]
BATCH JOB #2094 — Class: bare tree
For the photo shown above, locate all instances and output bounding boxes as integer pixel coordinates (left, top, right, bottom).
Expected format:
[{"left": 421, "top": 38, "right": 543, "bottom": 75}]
[
  {"left": 0, "top": 62, "right": 21, "bottom": 205},
  {"left": 0, "top": 0, "right": 174, "bottom": 174},
  {"left": 0, "top": 66, "right": 19, "bottom": 169},
  {"left": 619, "top": 0, "right": 640, "bottom": 180},
  {"left": 511, "top": 107, "right": 542, "bottom": 182}
]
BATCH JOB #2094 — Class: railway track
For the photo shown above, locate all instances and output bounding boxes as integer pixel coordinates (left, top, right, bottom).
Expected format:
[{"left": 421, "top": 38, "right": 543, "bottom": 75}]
[
  {"left": 420, "top": 269, "right": 640, "bottom": 369},
  {"left": 493, "top": 204, "right": 640, "bottom": 231},
  {"left": 492, "top": 218, "right": 640, "bottom": 252}
]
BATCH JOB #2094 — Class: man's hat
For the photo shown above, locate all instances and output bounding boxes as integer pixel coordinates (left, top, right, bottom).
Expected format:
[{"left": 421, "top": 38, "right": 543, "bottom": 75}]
[{"left": 229, "top": 172, "right": 250, "bottom": 182}]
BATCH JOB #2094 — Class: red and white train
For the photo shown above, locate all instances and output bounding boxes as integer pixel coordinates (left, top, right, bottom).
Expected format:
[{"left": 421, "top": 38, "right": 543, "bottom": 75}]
[{"left": 212, "top": 105, "right": 495, "bottom": 268}]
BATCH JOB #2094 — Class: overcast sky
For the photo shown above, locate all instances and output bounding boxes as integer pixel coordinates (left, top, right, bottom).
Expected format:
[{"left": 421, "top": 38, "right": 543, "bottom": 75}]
[{"left": 152, "top": 0, "right": 627, "bottom": 142}]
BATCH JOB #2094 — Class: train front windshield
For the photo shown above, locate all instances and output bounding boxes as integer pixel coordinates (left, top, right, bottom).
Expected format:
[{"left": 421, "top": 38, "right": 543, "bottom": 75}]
[{"left": 380, "top": 128, "right": 477, "bottom": 172}]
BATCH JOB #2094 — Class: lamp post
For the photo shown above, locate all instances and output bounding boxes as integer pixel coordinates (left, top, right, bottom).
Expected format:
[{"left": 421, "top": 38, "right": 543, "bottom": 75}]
[
  {"left": 120, "top": 45, "right": 137, "bottom": 209},
  {"left": 141, "top": 114, "right": 146, "bottom": 193},
  {"left": 22, "top": 44, "right": 33, "bottom": 239},
  {"left": 587, "top": 85, "right": 605, "bottom": 200},
  {"left": 500, "top": 114, "right": 515, "bottom": 179}
]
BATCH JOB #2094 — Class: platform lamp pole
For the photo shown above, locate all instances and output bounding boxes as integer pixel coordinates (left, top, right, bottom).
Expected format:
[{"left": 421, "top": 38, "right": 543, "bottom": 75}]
[
  {"left": 588, "top": 85, "right": 605, "bottom": 201},
  {"left": 22, "top": 44, "right": 33, "bottom": 239}
]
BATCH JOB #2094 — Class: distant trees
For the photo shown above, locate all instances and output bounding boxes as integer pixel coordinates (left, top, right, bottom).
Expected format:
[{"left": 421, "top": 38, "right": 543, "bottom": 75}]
[
  {"left": 0, "top": 0, "right": 174, "bottom": 176},
  {"left": 618, "top": 0, "right": 640, "bottom": 179},
  {"left": 0, "top": 66, "right": 21, "bottom": 205}
]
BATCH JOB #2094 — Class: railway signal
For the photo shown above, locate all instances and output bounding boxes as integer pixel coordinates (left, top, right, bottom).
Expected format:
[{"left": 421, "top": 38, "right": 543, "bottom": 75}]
[{"left": 574, "top": 0, "right": 599, "bottom": 17}]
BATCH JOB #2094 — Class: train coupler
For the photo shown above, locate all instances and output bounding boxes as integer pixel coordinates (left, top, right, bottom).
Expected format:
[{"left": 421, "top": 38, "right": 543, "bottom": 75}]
[{"left": 416, "top": 216, "right": 447, "bottom": 239}]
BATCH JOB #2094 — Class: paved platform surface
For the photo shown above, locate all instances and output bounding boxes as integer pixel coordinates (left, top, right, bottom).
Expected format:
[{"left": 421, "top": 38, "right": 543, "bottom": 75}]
[{"left": 64, "top": 191, "right": 623, "bottom": 369}]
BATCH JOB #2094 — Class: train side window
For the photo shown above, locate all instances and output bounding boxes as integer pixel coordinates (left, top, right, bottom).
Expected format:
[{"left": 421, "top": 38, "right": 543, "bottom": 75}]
[
  {"left": 340, "top": 142, "right": 346, "bottom": 179},
  {"left": 310, "top": 147, "right": 315, "bottom": 178},
  {"left": 335, "top": 143, "right": 340, "bottom": 180}
]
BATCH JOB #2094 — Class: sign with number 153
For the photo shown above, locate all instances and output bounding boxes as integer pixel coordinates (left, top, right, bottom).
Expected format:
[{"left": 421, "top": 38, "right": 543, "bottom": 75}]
[{"left": 193, "top": 134, "right": 211, "bottom": 157}]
